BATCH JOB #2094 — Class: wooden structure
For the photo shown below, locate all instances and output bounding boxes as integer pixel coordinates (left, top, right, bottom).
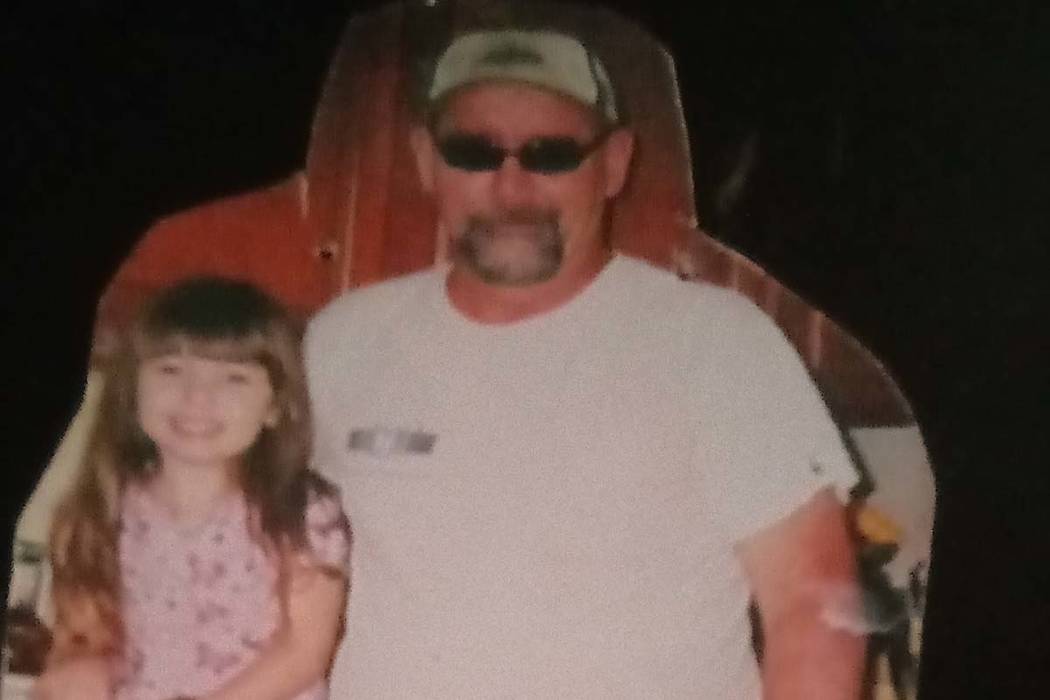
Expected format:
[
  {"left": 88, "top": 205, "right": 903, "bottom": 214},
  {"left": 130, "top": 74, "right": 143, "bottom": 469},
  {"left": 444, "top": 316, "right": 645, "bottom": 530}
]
[{"left": 98, "top": 0, "right": 912, "bottom": 430}]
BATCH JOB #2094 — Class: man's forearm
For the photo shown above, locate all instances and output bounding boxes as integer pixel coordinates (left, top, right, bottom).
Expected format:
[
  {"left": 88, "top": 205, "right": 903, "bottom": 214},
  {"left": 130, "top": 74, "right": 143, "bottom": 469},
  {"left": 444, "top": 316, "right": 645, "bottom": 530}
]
[
  {"left": 760, "top": 597, "right": 866, "bottom": 700},
  {"left": 737, "top": 488, "right": 868, "bottom": 700}
]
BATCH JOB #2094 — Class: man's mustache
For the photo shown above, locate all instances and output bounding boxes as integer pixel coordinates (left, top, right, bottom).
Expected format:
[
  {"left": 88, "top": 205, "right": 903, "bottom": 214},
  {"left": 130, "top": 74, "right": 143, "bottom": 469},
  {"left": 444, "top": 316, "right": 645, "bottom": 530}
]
[{"left": 467, "top": 209, "right": 559, "bottom": 231}]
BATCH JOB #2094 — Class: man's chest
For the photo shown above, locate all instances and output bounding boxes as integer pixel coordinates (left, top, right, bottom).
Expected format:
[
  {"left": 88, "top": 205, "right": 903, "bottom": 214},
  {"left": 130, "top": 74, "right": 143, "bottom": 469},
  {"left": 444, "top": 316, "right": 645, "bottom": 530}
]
[{"left": 322, "top": 339, "right": 740, "bottom": 567}]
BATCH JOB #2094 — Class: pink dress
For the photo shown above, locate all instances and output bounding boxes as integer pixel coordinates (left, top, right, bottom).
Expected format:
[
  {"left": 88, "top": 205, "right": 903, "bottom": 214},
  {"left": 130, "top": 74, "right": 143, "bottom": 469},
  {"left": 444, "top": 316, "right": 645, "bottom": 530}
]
[{"left": 115, "top": 478, "right": 351, "bottom": 700}]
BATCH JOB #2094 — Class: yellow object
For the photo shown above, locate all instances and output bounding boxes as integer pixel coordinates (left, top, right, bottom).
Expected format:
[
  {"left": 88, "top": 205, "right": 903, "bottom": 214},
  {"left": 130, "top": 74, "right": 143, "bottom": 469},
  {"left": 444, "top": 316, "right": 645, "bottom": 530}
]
[{"left": 856, "top": 504, "right": 901, "bottom": 545}]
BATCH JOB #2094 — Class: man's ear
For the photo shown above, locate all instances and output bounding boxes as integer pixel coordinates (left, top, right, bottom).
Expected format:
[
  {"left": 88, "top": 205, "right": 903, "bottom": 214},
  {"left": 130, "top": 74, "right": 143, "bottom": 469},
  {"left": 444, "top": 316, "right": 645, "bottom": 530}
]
[
  {"left": 410, "top": 125, "right": 437, "bottom": 194},
  {"left": 602, "top": 128, "right": 635, "bottom": 199}
]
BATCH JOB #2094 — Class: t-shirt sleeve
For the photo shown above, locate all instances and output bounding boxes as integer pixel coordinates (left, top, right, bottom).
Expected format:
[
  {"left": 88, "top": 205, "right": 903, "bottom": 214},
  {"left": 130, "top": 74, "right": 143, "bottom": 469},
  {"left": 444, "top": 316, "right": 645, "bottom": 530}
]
[
  {"left": 303, "top": 479, "right": 352, "bottom": 575},
  {"left": 696, "top": 293, "right": 860, "bottom": 544}
]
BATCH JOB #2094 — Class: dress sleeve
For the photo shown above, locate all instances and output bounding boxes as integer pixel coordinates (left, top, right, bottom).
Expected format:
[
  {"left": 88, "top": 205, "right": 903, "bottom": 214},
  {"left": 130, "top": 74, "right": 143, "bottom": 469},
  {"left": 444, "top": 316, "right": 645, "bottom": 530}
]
[{"left": 302, "top": 477, "right": 352, "bottom": 575}]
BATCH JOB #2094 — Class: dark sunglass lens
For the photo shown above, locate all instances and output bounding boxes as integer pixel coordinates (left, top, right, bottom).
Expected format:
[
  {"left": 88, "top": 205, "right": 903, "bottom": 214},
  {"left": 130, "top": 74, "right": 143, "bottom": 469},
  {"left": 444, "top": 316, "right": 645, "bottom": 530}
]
[
  {"left": 519, "top": 138, "right": 587, "bottom": 173},
  {"left": 438, "top": 135, "right": 504, "bottom": 171}
]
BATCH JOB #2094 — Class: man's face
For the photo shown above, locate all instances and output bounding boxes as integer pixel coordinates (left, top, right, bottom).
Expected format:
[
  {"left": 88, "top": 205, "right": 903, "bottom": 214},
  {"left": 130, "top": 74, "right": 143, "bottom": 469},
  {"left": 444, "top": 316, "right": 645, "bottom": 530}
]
[{"left": 414, "top": 83, "right": 633, "bottom": 286}]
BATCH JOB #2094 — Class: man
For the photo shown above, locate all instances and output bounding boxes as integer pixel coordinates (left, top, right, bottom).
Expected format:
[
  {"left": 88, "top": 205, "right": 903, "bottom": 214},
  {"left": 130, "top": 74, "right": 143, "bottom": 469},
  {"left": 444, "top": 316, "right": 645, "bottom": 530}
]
[{"left": 306, "top": 28, "right": 865, "bottom": 698}]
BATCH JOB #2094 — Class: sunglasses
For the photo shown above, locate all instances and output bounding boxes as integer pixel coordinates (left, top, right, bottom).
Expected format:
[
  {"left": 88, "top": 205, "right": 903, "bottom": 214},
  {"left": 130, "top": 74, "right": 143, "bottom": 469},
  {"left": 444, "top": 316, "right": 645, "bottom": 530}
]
[{"left": 434, "top": 132, "right": 609, "bottom": 174}]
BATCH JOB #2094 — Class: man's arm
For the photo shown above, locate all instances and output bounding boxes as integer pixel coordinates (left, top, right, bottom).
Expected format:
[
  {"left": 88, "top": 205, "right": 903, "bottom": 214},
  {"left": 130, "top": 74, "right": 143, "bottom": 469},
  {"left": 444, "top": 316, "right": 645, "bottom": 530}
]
[{"left": 736, "top": 486, "right": 865, "bottom": 700}]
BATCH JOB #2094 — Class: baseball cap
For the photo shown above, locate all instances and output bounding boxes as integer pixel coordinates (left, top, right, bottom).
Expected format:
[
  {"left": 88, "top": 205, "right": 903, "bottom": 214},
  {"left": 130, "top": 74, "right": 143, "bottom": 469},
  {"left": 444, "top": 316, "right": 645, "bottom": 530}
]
[{"left": 428, "top": 29, "right": 619, "bottom": 123}]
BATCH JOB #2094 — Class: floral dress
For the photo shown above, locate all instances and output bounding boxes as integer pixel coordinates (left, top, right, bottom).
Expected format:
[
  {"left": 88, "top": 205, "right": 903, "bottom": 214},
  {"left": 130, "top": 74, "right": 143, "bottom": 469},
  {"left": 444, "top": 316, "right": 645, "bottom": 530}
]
[{"left": 115, "top": 478, "right": 351, "bottom": 700}]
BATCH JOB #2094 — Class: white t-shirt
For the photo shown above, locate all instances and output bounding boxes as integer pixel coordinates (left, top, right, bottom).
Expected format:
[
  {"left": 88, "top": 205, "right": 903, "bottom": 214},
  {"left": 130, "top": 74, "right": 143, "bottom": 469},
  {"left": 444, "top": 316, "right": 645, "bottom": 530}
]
[{"left": 306, "top": 254, "right": 857, "bottom": 698}]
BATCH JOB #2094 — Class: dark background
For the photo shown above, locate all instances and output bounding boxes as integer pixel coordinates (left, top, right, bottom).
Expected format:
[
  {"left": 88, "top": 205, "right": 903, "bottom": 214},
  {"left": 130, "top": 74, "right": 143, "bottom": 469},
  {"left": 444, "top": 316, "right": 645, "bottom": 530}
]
[{"left": 3, "top": 1, "right": 1046, "bottom": 696}]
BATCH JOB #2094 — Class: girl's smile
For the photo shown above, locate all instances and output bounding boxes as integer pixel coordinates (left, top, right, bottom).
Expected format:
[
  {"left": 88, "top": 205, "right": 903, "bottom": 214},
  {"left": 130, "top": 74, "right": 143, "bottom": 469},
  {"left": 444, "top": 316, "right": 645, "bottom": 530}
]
[{"left": 137, "top": 352, "right": 278, "bottom": 473}]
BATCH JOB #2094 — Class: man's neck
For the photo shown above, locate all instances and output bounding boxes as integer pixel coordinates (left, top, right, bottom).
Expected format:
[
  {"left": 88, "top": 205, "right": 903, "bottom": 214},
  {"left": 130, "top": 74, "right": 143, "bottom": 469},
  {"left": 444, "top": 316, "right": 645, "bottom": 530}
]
[{"left": 446, "top": 249, "right": 613, "bottom": 324}]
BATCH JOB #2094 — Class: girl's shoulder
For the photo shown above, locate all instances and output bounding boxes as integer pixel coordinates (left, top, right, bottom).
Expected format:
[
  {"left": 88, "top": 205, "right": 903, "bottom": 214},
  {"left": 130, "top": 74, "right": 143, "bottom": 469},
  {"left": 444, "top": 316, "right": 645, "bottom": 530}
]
[
  {"left": 299, "top": 470, "right": 352, "bottom": 573},
  {"left": 300, "top": 470, "right": 348, "bottom": 523},
  {"left": 300, "top": 469, "right": 342, "bottom": 500}
]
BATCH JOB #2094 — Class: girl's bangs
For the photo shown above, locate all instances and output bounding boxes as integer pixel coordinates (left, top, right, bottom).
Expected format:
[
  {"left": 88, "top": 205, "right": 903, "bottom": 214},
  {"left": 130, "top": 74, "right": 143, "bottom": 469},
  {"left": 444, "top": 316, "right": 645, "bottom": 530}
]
[{"left": 135, "top": 330, "right": 272, "bottom": 366}]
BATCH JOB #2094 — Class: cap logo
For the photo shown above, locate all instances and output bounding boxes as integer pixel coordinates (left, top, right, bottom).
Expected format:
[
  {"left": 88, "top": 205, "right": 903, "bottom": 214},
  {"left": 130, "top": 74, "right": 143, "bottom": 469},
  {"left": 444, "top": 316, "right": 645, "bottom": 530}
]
[{"left": 481, "top": 43, "right": 544, "bottom": 67}]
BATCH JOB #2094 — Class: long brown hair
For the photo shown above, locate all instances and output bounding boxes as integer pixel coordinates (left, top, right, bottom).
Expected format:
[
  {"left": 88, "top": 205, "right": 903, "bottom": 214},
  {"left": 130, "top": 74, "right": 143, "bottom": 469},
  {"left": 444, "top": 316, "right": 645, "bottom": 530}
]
[{"left": 49, "top": 276, "right": 315, "bottom": 661}]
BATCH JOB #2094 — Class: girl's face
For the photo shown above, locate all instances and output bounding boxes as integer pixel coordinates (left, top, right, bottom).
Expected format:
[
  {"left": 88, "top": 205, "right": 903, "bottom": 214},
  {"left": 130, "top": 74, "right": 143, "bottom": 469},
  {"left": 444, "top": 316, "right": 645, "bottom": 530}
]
[{"left": 136, "top": 351, "right": 278, "bottom": 474}]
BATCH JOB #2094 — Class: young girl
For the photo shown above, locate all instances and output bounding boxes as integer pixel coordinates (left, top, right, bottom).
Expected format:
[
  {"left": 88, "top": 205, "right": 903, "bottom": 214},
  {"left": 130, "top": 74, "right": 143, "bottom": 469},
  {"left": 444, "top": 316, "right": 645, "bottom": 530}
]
[{"left": 35, "top": 277, "right": 351, "bottom": 700}]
